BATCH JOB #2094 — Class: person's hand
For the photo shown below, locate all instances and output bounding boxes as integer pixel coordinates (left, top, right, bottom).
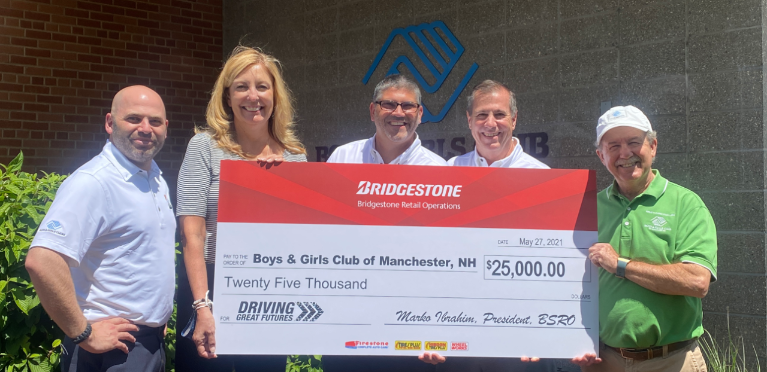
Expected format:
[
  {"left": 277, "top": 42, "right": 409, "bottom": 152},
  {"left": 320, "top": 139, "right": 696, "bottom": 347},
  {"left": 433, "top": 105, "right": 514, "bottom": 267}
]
[
  {"left": 588, "top": 243, "right": 619, "bottom": 274},
  {"left": 256, "top": 154, "right": 284, "bottom": 167},
  {"left": 193, "top": 307, "right": 217, "bottom": 359},
  {"left": 419, "top": 352, "right": 446, "bottom": 364},
  {"left": 521, "top": 356, "right": 540, "bottom": 362},
  {"left": 571, "top": 353, "right": 602, "bottom": 366},
  {"left": 79, "top": 318, "right": 139, "bottom": 354}
]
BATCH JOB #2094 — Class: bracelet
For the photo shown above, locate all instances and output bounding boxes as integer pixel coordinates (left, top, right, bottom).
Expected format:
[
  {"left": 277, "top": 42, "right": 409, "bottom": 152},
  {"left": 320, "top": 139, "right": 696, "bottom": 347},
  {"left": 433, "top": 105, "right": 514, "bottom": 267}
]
[
  {"left": 192, "top": 290, "right": 213, "bottom": 311},
  {"left": 72, "top": 323, "right": 92, "bottom": 344},
  {"left": 616, "top": 257, "right": 631, "bottom": 279}
]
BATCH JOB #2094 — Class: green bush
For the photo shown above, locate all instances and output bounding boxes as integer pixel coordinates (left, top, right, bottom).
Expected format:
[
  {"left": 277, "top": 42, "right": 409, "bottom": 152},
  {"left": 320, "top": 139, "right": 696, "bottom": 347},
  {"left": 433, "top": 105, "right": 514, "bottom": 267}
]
[
  {"left": 287, "top": 355, "right": 323, "bottom": 372},
  {"left": 0, "top": 152, "right": 67, "bottom": 371}
]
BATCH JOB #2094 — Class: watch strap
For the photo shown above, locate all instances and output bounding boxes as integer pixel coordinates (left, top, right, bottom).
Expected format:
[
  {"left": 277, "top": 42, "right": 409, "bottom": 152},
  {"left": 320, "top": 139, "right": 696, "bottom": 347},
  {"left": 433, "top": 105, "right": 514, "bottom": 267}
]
[{"left": 616, "top": 257, "right": 630, "bottom": 278}]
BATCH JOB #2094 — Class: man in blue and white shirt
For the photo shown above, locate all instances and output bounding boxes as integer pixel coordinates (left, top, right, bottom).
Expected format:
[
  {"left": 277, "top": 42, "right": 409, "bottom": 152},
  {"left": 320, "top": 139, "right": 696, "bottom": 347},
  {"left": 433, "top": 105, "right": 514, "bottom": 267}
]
[
  {"left": 327, "top": 74, "right": 446, "bottom": 166},
  {"left": 26, "top": 85, "right": 175, "bottom": 372}
]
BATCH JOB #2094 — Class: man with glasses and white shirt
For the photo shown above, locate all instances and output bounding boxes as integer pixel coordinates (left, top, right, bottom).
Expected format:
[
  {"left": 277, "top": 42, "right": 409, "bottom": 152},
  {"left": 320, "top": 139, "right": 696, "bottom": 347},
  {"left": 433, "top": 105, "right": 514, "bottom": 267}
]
[
  {"left": 327, "top": 74, "right": 446, "bottom": 166},
  {"left": 324, "top": 74, "right": 441, "bottom": 371}
]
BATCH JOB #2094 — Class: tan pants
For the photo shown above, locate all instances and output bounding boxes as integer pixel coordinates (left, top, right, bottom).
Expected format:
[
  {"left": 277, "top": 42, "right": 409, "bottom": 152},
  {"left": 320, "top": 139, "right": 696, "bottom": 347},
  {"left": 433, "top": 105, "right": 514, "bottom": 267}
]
[{"left": 582, "top": 341, "right": 707, "bottom": 372}]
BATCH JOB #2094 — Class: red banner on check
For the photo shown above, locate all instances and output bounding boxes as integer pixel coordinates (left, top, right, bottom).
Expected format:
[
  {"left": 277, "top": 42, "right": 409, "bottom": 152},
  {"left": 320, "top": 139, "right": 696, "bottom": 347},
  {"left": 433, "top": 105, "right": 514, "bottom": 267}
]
[{"left": 218, "top": 162, "right": 597, "bottom": 231}]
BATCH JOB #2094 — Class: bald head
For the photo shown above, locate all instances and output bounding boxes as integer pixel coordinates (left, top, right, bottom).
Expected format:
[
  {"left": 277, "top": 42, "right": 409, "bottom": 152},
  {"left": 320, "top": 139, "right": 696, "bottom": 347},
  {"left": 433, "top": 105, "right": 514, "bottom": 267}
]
[
  {"left": 105, "top": 85, "right": 168, "bottom": 171},
  {"left": 111, "top": 85, "right": 166, "bottom": 117}
]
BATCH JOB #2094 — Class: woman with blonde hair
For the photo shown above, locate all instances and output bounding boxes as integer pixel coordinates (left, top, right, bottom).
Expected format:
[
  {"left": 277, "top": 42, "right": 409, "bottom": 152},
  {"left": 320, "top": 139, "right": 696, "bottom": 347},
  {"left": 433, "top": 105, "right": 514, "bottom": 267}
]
[{"left": 175, "top": 45, "right": 306, "bottom": 371}]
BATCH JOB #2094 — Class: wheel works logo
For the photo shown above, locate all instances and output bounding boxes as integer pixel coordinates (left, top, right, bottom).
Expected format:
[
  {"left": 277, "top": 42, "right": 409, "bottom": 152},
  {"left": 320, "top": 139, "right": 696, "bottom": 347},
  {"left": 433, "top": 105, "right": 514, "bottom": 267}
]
[{"left": 363, "top": 20, "right": 479, "bottom": 123}]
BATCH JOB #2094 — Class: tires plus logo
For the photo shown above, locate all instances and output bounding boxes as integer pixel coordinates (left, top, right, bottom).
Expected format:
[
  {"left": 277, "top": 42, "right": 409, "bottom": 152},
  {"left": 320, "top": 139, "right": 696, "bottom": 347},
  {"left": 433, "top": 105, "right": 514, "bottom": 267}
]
[
  {"left": 394, "top": 341, "right": 422, "bottom": 350},
  {"left": 362, "top": 20, "right": 479, "bottom": 123}
]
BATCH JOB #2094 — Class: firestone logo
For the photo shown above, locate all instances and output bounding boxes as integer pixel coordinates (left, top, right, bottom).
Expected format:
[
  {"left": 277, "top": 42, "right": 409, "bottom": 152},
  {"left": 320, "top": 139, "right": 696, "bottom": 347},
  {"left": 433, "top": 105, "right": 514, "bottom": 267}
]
[
  {"left": 345, "top": 341, "right": 389, "bottom": 349},
  {"left": 356, "top": 181, "right": 462, "bottom": 197}
]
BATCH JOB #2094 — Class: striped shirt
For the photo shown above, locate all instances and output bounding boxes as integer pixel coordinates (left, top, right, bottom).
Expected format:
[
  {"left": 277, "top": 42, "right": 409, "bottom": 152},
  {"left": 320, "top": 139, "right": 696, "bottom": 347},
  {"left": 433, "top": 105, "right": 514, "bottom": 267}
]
[{"left": 176, "top": 132, "right": 307, "bottom": 263}]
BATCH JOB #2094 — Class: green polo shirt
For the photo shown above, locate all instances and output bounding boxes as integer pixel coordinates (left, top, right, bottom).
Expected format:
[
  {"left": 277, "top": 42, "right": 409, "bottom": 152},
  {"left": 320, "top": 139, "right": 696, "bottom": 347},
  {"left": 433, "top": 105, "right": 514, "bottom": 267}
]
[{"left": 597, "top": 170, "right": 717, "bottom": 348}]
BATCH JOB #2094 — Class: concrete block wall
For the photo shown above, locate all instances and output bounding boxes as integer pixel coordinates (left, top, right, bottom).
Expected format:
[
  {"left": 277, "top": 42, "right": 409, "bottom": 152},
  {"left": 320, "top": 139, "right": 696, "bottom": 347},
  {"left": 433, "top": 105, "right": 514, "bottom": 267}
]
[
  {"left": 225, "top": 0, "right": 767, "bottom": 360},
  {"left": 0, "top": 0, "right": 223, "bottom": 192}
]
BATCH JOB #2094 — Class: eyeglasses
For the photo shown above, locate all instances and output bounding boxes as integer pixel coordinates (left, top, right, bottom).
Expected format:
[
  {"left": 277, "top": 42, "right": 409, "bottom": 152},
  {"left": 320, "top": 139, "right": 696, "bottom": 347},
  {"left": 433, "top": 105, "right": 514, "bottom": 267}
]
[{"left": 374, "top": 100, "right": 420, "bottom": 113}]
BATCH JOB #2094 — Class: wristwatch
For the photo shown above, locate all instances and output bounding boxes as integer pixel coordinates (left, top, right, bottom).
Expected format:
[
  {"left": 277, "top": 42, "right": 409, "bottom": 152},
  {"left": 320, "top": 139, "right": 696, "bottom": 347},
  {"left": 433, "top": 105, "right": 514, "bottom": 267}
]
[{"left": 616, "top": 257, "right": 631, "bottom": 278}]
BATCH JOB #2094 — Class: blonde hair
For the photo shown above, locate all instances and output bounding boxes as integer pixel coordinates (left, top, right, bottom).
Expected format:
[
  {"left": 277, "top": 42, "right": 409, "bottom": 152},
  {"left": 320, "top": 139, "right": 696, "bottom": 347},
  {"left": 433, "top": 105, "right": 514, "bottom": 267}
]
[{"left": 200, "top": 45, "right": 306, "bottom": 157}]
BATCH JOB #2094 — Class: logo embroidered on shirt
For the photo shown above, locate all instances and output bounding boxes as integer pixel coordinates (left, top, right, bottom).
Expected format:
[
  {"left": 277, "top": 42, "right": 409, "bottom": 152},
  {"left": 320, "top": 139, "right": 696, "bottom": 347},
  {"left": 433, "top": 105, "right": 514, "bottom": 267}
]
[
  {"left": 39, "top": 220, "right": 66, "bottom": 236},
  {"left": 644, "top": 216, "right": 671, "bottom": 232}
]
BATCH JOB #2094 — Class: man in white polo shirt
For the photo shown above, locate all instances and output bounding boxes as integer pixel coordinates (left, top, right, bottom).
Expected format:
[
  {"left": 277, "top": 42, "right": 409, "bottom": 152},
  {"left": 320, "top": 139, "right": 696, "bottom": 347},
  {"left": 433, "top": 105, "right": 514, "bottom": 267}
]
[
  {"left": 448, "top": 80, "right": 548, "bottom": 169},
  {"left": 421, "top": 81, "right": 555, "bottom": 372},
  {"left": 323, "top": 74, "right": 441, "bottom": 372},
  {"left": 25, "top": 85, "right": 175, "bottom": 372},
  {"left": 327, "top": 74, "right": 446, "bottom": 166}
]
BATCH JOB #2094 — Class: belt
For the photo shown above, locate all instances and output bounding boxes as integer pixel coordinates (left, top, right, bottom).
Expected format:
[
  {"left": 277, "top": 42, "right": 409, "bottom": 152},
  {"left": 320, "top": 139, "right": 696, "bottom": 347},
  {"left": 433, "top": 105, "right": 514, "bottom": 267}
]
[{"left": 605, "top": 339, "right": 697, "bottom": 361}]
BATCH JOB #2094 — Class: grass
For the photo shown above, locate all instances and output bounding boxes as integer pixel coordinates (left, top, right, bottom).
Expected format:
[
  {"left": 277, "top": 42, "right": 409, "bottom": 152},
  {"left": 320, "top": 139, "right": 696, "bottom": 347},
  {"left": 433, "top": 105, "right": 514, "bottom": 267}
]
[{"left": 700, "top": 310, "right": 760, "bottom": 372}]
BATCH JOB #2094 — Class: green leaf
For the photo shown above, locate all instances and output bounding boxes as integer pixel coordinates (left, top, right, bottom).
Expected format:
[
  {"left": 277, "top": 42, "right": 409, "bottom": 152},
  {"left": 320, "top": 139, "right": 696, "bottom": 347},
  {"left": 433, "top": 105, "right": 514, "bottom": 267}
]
[
  {"left": 51, "top": 339, "right": 61, "bottom": 348},
  {"left": 0, "top": 203, "right": 11, "bottom": 218},
  {"left": 6, "top": 334, "right": 29, "bottom": 358},
  {"left": 5, "top": 183, "right": 24, "bottom": 197},
  {"left": 12, "top": 290, "right": 40, "bottom": 315},
  {"left": 0, "top": 280, "right": 7, "bottom": 293},
  {"left": 23, "top": 205, "right": 41, "bottom": 223},
  {"left": 27, "top": 357, "right": 52, "bottom": 372},
  {"left": 6, "top": 152, "right": 23, "bottom": 174}
]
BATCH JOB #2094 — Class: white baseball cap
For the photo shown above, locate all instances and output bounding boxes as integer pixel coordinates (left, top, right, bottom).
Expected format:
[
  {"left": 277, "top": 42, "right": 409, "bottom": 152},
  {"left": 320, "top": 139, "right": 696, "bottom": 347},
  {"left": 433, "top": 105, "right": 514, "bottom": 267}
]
[{"left": 596, "top": 105, "right": 653, "bottom": 145}]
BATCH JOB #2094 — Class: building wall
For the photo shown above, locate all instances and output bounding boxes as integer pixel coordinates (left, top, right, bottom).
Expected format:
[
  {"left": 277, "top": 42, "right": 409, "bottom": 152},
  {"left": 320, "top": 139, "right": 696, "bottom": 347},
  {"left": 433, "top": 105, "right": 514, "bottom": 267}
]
[
  {"left": 0, "top": 0, "right": 223, "bottom": 192},
  {"left": 225, "top": 0, "right": 767, "bottom": 361}
]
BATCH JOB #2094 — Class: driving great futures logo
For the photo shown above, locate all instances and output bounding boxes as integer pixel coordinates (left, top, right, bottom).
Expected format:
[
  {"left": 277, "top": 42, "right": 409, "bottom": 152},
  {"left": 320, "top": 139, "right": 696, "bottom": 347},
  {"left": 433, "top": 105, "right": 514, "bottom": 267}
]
[{"left": 363, "top": 20, "right": 479, "bottom": 123}]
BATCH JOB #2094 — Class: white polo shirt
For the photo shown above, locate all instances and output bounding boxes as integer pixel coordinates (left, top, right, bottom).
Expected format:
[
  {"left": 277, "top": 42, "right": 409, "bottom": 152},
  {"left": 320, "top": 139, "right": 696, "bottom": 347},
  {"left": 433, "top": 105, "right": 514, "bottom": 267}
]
[
  {"left": 31, "top": 141, "right": 176, "bottom": 327},
  {"left": 448, "top": 138, "right": 549, "bottom": 169},
  {"left": 327, "top": 134, "right": 447, "bottom": 165}
]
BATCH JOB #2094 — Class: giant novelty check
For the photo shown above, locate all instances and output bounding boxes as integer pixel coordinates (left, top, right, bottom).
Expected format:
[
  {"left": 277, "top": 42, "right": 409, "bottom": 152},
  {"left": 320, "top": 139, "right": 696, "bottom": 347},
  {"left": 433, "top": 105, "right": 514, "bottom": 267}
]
[{"left": 213, "top": 161, "right": 599, "bottom": 358}]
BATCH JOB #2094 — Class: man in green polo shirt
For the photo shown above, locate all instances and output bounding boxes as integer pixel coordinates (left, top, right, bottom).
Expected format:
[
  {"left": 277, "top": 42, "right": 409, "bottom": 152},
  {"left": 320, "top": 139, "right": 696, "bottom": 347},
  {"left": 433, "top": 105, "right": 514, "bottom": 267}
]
[{"left": 571, "top": 106, "right": 717, "bottom": 372}]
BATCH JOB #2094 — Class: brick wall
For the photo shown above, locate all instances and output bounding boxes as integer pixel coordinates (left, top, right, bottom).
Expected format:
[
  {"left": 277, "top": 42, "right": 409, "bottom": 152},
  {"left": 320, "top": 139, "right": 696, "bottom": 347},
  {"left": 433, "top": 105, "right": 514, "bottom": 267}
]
[{"left": 0, "top": 0, "right": 223, "bottom": 191}]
